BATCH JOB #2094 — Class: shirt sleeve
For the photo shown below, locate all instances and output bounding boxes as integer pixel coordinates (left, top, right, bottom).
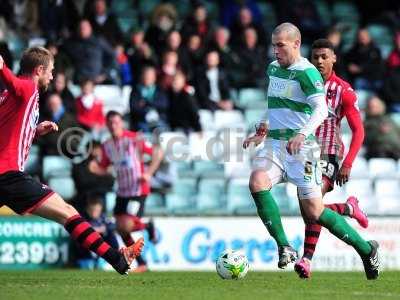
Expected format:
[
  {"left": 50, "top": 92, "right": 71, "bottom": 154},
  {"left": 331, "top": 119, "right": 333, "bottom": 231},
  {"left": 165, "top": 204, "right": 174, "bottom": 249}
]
[
  {"left": 99, "top": 145, "right": 111, "bottom": 168},
  {"left": 299, "top": 68, "right": 325, "bottom": 97},
  {"left": 341, "top": 87, "right": 365, "bottom": 168},
  {"left": 0, "top": 65, "right": 33, "bottom": 99}
]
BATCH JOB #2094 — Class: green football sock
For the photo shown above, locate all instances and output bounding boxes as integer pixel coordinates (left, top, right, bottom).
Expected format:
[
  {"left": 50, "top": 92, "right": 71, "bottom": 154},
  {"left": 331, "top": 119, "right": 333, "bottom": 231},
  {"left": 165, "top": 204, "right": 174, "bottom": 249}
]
[
  {"left": 318, "top": 208, "right": 372, "bottom": 256},
  {"left": 251, "top": 190, "right": 289, "bottom": 247}
]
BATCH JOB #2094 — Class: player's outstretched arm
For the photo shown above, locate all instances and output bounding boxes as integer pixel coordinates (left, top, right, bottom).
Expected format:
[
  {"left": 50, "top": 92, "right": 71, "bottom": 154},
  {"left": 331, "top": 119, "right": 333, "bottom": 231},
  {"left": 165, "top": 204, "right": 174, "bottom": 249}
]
[
  {"left": 0, "top": 54, "right": 26, "bottom": 96},
  {"left": 243, "top": 123, "right": 268, "bottom": 149}
]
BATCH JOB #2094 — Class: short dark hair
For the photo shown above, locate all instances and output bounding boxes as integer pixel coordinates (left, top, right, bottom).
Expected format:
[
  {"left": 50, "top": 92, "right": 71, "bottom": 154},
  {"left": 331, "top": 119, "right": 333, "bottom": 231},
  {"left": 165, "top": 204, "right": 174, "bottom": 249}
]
[
  {"left": 311, "top": 38, "right": 335, "bottom": 51},
  {"left": 20, "top": 46, "right": 53, "bottom": 75},
  {"left": 106, "top": 110, "right": 123, "bottom": 120}
]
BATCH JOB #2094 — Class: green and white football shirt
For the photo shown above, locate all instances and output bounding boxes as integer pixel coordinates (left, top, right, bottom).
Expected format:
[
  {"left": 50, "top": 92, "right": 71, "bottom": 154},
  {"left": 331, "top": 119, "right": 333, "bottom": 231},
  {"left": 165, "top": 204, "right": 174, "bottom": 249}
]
[{"left": 265, "top": 57, "right": 325, "bottom": 140}]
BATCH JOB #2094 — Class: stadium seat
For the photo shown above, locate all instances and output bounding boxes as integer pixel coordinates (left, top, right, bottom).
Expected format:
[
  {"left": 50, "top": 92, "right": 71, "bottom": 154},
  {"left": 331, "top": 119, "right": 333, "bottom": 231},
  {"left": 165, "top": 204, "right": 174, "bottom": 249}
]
[
  {"left": 48, "top": 176, "right": 76, "bottom": 200},
  {"left": 166, "top": 194, "right": 196, "bottom": 215},
  {"left": 188, "top": 131, "right": 224, "bottom": 160},
  {"left": 351, "top": 157, "right": 369, "bottom": 178},
  {"left": 193, "top": 160, "right": 225, "bottom": 178},
  {"left": 224, "top": 155, "right": 252, "bottom": 179},
  {"left": 171, "top": 160, "right": 194, "bottom": 178},
  {"left": 390, "top": 113, "right": 400, "bottom": 127},
  {"left": 355, "top": 89, "right": 371, "bottom": 110},
  {"left": 227, "top": 179, "right": 256, "bottom": 215},
  {"left": 368, "top": 158, "right": 397, "bottom": 178},
  {"left": 198, "top": 109, "right": 215, "bottom": 131},
  {"left": 68, "top": 83, "right": 81, "bottom": 97},
  {"left": 367, "top": 24, "right": 393, "bottom": 45},
  {"left": 105, "top": 192, "right": 116, "bottom": 213},
  {"left": 257, "top": 1, "right": 277, "bottom": 28},
  {"left": 333, "top": 1, "right": 359, "bottom": 22},
  {"left": 172, "top": 178, "right": 197, "bottom": 197},
  {"left": 218, "top": 128, "right": 247, "bottom": 156},
  {"left": 25, "top": 145, "right": 40, "bottom": 175},
  {"left": 313, "top": 0, "right": 331, "bottom": 26},
  {"left": 43, "top": 156, "right": 72, "bottom": 180},
  {"left": 345, "top": 179, "right": 377, "bottom": 213},
  {"left": 374, "top": 179, "right": 400, "bottom": 215},
  {"left": 145, "top": 193, "right": 167, "bottom": 215},
  {"left": 214, "top": 110, "right": 245, "bottom": 130},
  {"left": 245, "top": 109, "right": 265, "bottom": 130},
  {"left": 197, "top": 178, "right": 226, "bottom": 213},
  {"left": 94, "top": 85, "right": 126, "bottom": 115},
  {"left": 159, "top": 131, "right": 189, "bottom": 161},
  {"left": 285, "top": 183, "right": 300, "bottom": 215},
  {"left": 238, "top": 88, "right": 266, "bottom": 109},
  {"left": 138, "top": 0, "right": 159, "bottom": 16}
]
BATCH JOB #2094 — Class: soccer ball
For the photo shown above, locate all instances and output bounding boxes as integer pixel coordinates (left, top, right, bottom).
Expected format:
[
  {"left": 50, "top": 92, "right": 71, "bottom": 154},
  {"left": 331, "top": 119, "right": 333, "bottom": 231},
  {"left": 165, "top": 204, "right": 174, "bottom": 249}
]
[{"left": 216, "top": 249, "right": 249, "bottom": 280}]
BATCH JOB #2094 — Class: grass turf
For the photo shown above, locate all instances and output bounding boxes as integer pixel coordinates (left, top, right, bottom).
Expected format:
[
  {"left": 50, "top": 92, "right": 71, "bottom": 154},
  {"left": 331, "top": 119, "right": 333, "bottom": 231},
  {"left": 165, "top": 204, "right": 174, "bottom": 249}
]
[{"left": 0, "top": 270, "right": 399, "bottom": 300}]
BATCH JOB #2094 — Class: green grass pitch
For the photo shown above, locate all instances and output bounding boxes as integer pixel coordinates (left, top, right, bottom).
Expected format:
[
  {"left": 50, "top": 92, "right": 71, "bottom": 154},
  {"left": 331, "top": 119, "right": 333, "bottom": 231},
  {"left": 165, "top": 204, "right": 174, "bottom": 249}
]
[{"left": 1, "top": 270, "right": 399, "bottom": 300}]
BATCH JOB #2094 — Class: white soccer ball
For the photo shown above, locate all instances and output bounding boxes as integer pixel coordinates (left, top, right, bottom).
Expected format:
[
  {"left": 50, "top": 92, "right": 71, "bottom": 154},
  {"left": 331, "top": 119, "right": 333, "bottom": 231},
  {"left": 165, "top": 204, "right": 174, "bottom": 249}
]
[{"left": 216, "top": 249, "right": 249, "bottom": 280}]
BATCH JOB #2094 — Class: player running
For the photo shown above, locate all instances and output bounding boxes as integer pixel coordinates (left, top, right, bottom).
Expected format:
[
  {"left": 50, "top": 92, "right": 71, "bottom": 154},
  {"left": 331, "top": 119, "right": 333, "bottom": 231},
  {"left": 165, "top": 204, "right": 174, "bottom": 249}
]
[
  {"left": 243, "top": 23, "right": 379, "bottom": 280},
  {"left": 294, "top": 38, "right": 368, "bottom": 279},
  {"left": 90, "top": 110, "right": 163, "bottom": 272},
  {"left": 0, "top": 47, "right": 143, "bottom": 275}
]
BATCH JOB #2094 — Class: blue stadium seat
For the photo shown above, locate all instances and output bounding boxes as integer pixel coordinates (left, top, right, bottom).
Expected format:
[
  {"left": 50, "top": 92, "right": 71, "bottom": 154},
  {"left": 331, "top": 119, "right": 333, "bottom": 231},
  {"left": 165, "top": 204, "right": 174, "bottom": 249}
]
[
  {"left": 198, "top": 109, "right": 215, "bottom": 131},
  {"left": 214, "top": 110, "right": 245, "bottom": 130},
  {"left": 25, "top": 145, "right": 40, "bottom": 175},
  {"left": 197, "top": 178, "right": 226, "bottom": 213},
  {"left": 145, "top": 193, "right": 167, "bottom": 215},
  {"left": 227, "top": 179, "right": 256, "bottom": 215},
  {"left": 238, "top": 88, "right": 266, "bottom": 109},
  {"left": 43, "top": 156, "right": 72, "bottom": 180},
  {"left": 345, "top": 179, "right": 376, "bottom": 214},
  {"left": 245, "top": 109, "right": 265, "bottom": 130},
  {"left": 48, "top": 176, "right": 76, "bottom": 200},
  {"left": 193, "top": 160, "right": 225, "bottom": 178},
  {"left": 166, "top": 194, "right": 196, "bottom": 215}
]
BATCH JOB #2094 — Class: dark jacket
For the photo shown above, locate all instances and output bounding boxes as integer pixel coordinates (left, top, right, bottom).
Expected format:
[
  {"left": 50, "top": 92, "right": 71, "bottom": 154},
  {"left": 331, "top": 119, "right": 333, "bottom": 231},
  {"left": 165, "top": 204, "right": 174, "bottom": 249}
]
[
  {"left": 88, "top": 13, "right": 124, "bottom": 46},
  {"left": 63, "top": 35, "right": 116, "bottom": 83},
  {"left": 195, "top": 67, "right": 231, "bottom": 111},
  {"left": 129, "top": 84, "right": 170, "bottom": 131},
  {"left": 168, "top": 88, "right": 201, "bottom": 132}
]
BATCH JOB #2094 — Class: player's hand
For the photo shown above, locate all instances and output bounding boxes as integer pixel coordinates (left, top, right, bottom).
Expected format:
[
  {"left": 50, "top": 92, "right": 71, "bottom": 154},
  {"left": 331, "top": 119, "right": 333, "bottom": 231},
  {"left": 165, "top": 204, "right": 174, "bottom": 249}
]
[
  {"left": 287, "top": 133, "right": 306, "bottom": 155},
  {"left": 0, "top": 55, "right": 3, "bottom": 70},
  {"left": 36, "top": 121, "right": 58, "bottom": 136},
  {"left": 140, "top": 172, "right": 152, "bottom": 182},
  {"left": 336, "top": 165, "right": 351, "bottom": 186},
  {"left": 243, "top": 134, "right": 264, "bottom": 149}
]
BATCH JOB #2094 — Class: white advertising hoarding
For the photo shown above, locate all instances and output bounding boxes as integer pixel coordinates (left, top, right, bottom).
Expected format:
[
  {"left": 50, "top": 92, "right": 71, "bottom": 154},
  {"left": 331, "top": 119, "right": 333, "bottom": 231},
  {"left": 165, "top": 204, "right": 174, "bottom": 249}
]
[{"left": 137, "top": 217, "right": 400, "bottom": 271}]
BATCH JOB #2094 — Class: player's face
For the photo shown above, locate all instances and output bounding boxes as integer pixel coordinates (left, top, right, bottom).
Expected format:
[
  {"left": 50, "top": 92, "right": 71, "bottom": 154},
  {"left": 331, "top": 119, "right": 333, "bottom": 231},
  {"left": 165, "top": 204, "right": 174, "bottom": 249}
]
[
  {"left": 107, "top": 115, "right": 124, "bottom": 137},
  {"left": 271, "top": 32, "right": 300, "bottom": 67},
  {"left": 311, "top": 48, "right": 336, "bottom": 79},
  {"left": 38, "top": 61, "right": 54, "bottom": 91}
]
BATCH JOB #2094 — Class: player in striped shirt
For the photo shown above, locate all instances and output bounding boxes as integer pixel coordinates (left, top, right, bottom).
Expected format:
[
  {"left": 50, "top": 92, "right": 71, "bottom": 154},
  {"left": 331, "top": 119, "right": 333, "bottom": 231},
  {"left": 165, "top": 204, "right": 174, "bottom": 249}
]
[
  {"left": 294, "top": 38, "right": 368, "bottom": 278},
  {"left": 243, "top": 23, "right": 379, "bottom": 279},
  {"left": 0, "top": 48, "right": 143, "bottom": 275},
  {"left": 90, "top": 110, "right": 163, "bottom": 272}
]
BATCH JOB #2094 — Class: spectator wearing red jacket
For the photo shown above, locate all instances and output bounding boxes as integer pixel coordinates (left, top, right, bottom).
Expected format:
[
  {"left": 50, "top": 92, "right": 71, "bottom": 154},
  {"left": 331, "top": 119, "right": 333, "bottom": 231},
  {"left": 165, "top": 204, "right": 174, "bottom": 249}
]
[{"left": 76, "top": 78, "right": 105, "bottom": 131}]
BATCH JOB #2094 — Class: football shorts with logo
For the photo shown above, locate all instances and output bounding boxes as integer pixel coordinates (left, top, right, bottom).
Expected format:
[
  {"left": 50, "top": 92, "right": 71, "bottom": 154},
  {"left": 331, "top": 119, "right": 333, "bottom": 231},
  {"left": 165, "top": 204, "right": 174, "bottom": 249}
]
[{"left": 252, "top": 139, "right": 323, "bottom": 191}]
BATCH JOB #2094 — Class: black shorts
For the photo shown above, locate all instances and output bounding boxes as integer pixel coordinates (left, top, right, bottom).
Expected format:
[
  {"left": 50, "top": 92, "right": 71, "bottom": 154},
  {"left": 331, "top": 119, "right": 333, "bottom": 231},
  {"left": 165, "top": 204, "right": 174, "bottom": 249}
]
[
  {"left": 0, "top": 171, "right": 54, "bottom": 215},
  {"left": 320, "top": 154, "right": 340, "bottom": 190},
  {"left": 114, "top": 195, "right": 146, "bottom": 217}
]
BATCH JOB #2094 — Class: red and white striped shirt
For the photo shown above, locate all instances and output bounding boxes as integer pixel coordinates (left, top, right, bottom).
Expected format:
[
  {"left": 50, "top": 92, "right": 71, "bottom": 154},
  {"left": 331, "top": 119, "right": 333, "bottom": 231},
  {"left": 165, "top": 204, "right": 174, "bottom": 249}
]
[
  {"left": 316, "top": 72, "right": 362, "bottom": 166},
  {"left": 100, "top": 130, "right": 153, "bottom": 197},
  {"left": 0, "top": 65, "right": 39, "bottom": 174}
]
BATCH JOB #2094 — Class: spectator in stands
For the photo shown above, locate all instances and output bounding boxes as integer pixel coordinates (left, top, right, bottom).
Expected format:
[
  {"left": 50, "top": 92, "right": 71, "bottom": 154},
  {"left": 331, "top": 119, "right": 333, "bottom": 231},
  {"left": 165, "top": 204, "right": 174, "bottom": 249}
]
[
  {"left": 115, "top": 43, "right": 133, "bottom": 86},
  {"left": 126, "top": 28, "right": 158, "bottom": 85},
  {"left": 220, "top": 0, "right": 262, "bottom": 28},
  {"left": 72, "top": 195, "right": 118, "bottom": 270},
  {"left": 38, "top": 0, "right": 80, "bottom": 41},
  {"left": 277, "top": 0, "right": 325, "bottom": 44},
  {"left": 37, "top": 93, "right": 79, "bottom": 158},
  {"left": 364, "top": 96, "right": 400, "bottom": 159},
  {"left": 64, "top": 19, "right": 117, "bottom": 84},
  {"left": 327, "top": 28, "right": 346, "bottom": 77},
  {"left": 195, "top": 50, "right": 233, "bottom": 111},
  {"left": 145, "top": 3, "right": 178, "bottom": 58},
  {"left": 387, "top": 31, "right": 400, "bottom": 72},
  {"left": 158, "top": 50, "right": 180, "bottom": 91},
  {"left": 168, "top": 70, "right": 202, "bottom": 133},
  {"left": 229, "top": 7, "right": 267, "bottom": 48},
  {"left": 181, "top": 2, "right": 213, "bottom": 44},
  {"left": 86, "top": 0, "right": 123, "bottom": 46},
  {"left": 232, "top": 27, "right": 267, "bottom": 88},
  {"left": 208, "top": 27, "right": 239, "bottom": 86},
  {"left": 7, "top": 0, "right": 40, "bottom": 37},
  {"left": 345, "top": 28, "right": 384, "bottom": 91},
  {"left": 164, "top": 30, "right": 189, "bottom": 68},
  {"left": 130, "top": 66, "right": 169, "bottom": 132},
  {"left": 75, "top": 78, "right": 106, "bottom": 131},
  {"left": 180, "top": 34, "right": 204, "bottom": 83},
  {"left": 47, "top": 72, "right": 76, "bottom": 114},
  {"left": 46, "top": 41, "right": 73, "bottom": 79},
  {"left": 72, "top": 141, "right": 114, "bottom": 212},
  {"left": 382, "top": 67, "right": 400, "bottom": 112}
]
